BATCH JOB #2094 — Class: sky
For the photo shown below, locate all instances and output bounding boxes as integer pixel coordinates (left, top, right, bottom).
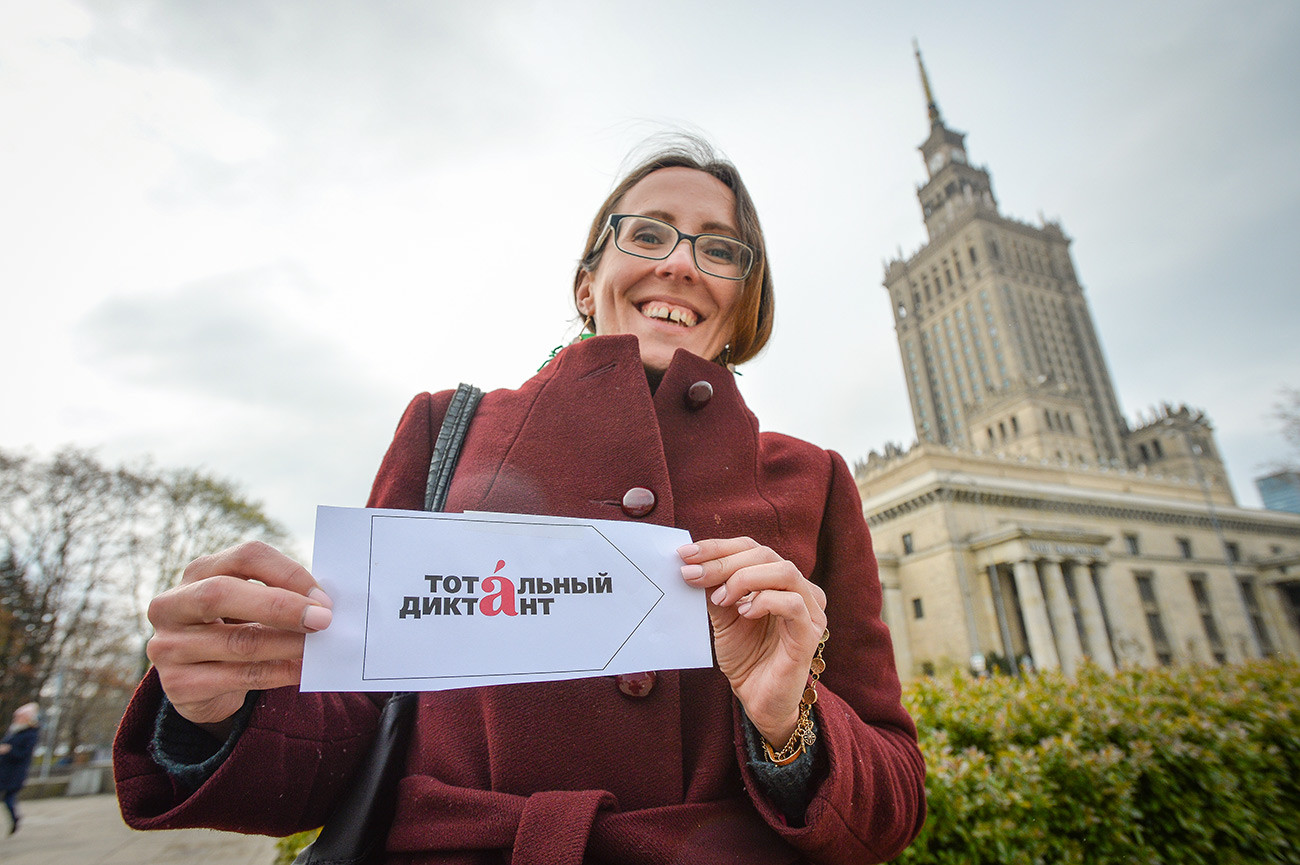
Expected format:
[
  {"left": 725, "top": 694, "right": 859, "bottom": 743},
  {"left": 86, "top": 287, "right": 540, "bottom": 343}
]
[{"left": 2, "top": 0, "right": 1298, "bottom": 551}]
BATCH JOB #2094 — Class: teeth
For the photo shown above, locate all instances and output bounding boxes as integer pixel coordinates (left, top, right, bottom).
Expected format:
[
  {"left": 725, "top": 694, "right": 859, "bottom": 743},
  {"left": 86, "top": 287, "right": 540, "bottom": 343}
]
[{"left": 640, "top": 302, "right": 698, "bottom": 327}]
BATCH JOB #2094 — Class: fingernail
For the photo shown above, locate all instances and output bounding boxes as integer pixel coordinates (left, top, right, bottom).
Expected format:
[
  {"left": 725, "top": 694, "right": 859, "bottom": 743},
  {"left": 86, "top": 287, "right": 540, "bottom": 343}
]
[
  {"left": 303, "top": 605, "right": 333, "bottom": 632},
  {"left": 681, "top": 564, "right": 704, "bottom": 581},
  {"left": 677, "top": 543, "right": 700, "bottom": 558},
  {"left": 308, "top": 587, "right": 334, "bottom": 609},
  {"left": 711, "top": 585, "right": 727, "bottom": 605},
  {"left": 736, "top": 600, "right": 752, "bottom": 615}
]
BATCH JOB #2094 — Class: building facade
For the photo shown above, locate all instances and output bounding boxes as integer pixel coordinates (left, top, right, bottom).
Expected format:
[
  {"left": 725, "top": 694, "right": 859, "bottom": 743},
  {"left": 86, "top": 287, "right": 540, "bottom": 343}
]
[
  {"left": 860, "top": 48, "right": 1300, "bottom": 680},
  {"left": 1257, "top": 470, "right": 1300, "bottom": 515}
]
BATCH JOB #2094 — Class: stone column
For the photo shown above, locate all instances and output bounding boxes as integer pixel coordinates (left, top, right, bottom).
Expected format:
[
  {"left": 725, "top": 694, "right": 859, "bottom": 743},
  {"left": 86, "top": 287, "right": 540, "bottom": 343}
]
[
  {"left": 1012, "top": 559, "right": 1060, "bottom": 671},
  {"left": 1264, "top": 582, "right": 1300, "bottom": 656},
  {"left": 1073, "top": 561, "right": 1116, "bottom": 672},
  {"left": 880, "top": 575, "right": 914, "bottom": 682},
  {"left": 1040, "top": 557, "right": 1084, "bottom": 675},
  {"left": 986, "top": 564, "right": 1019, "bottom": 671}
]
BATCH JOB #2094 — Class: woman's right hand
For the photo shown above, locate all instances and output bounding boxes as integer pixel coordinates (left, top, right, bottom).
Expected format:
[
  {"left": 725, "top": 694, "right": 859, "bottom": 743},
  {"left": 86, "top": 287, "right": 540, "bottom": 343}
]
[{"left": 146, "top": 541, "right": 333, "bottom": 736}]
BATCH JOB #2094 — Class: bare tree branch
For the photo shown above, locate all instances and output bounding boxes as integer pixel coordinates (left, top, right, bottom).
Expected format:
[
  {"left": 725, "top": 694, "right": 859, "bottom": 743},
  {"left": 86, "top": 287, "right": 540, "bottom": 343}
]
[{"left": 0, "top": 446, "right": 287, "bottom": 754}]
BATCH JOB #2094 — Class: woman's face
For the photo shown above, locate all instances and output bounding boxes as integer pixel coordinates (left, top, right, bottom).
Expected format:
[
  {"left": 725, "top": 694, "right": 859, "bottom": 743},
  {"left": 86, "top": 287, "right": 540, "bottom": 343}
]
[{"left": 576, "top": 167, "right": 743, "bottom": 374}]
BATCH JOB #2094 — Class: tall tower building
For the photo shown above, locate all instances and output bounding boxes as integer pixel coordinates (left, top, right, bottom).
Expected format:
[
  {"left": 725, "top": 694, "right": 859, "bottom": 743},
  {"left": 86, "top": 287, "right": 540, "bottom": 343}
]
[
  {"left": 855, "top": 47, "right": 1300, "bottom": 682},
  {"left": 883, "top": 45, "right": 1129, "bottom": 468}
]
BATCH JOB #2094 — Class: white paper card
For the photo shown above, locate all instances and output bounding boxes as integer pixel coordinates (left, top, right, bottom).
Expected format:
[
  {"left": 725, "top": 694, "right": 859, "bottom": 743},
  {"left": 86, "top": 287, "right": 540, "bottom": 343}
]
[{"left": 302, "top": 506, "right": 712, "bottom": 692}]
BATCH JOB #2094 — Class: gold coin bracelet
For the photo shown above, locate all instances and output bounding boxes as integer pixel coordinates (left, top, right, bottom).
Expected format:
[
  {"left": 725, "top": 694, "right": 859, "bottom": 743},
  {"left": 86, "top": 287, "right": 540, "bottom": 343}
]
[{"left": 762, "top": 628, "right": 829, "bottom": 766}]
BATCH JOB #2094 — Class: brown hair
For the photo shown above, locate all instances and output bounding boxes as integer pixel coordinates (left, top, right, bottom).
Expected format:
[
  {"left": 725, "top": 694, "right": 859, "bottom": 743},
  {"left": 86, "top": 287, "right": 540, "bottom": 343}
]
[{"left": 572, "top": 136, "right": 775, "bottom": 365}]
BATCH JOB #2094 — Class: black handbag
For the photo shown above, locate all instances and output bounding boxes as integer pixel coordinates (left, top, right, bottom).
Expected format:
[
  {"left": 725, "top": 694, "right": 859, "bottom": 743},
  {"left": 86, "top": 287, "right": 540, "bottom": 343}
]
[{"left": 294, "top": 383, "right": 483, "bottom": 865}]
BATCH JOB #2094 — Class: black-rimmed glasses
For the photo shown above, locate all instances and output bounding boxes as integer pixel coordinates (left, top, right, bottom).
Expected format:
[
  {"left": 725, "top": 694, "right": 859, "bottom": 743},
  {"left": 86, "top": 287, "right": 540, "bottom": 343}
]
[{"left": 594, "top": 214, "right": 755, "bottom": 280}]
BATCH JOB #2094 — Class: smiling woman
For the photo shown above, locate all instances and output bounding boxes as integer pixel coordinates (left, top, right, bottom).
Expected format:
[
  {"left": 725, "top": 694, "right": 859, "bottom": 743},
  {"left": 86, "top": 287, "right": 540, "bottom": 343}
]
[
  {"left": 576, "top": 167, "right": 748, "bottom": 377},
  {"left": 112, "top": 135, "right": 926, "bottom": 865},
  {"left": 575, "top": 140, "right": 775, "bottom": 370},
  {"left": 577, "top": 170, "right": 748, "bottom": 377}
]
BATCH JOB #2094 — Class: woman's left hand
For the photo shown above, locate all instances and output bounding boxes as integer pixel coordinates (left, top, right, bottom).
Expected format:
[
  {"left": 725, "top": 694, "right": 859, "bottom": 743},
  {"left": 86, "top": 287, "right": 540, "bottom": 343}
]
[{"left": 679, "top": 538, "right": 828, "bottom": 749}]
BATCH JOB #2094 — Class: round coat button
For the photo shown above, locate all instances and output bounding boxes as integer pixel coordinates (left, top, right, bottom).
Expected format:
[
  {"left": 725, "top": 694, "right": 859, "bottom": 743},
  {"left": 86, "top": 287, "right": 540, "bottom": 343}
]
[
  {"left": 621, "top": 487, "right": 656, "bottom": 517},
  {"left": 685, "top": 380, "right": 713, "bottom": 409},
  {"left": 616, "top": 670, "right": 657, "bottom": 698}
]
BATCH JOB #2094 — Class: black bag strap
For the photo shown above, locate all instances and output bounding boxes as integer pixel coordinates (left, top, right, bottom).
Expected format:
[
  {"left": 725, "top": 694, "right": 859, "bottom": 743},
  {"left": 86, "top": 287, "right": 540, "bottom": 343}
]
[
  {"left": 424, "top": 383, "right": 483, "bottom": 512},
  {"left": 296, "top": 691, "right": 418, "bottom": 865},
  {"left": 296, "top": 383, "right": 481, "bottom": 865}
]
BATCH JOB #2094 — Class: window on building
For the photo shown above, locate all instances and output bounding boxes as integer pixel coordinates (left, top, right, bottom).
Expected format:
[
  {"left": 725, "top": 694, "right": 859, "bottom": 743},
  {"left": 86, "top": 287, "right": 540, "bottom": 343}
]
[
  {"left": 1238, "top": 577, "right": 1276, "bottom": 656},
  {"left": 1139, "top": 443, "right": 1150, "bottom": 462},
  {"left": 902, "top": 532, "right": 914, "bottom": 555},
  {"left": 912, "top": 598, "right": 924, "bottom": 619},
  {"left": 1189, "top": 574, "right": 1226, "bottom": 664},
  {"left": 1124, "top": 533, "right": 1140, "bottom": 556},
  {"left": 1011, "top": 415, "right": 1020, "bottom": 435},
  {"left": 969, "top": 245, "right": 978, "bottom": 264},
  {"left": 1152, "top": 439, "right": 1164, "bottom": 458},
  {"left": 1224, "top": 542, "right": 1241, "bottom": 563},
  {"left": 1177, "top": 537, "right": 1193, "bottom": 559},
  {"left": 1135, "top": 572, "right": 1173, "bottom": 665}
]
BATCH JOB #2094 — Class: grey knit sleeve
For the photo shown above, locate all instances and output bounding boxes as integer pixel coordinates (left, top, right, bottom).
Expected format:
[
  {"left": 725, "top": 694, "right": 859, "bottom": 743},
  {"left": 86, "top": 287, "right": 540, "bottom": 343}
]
[
  {"left": 740, "top": 709, "right": 819, "bottom": 825},
  {"left": 147, "top": 692, "right": 259, "bottom": 792}
]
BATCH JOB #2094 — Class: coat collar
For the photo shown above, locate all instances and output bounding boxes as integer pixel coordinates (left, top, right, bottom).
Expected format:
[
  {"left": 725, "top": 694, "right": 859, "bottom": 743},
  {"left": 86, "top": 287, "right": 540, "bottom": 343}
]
[
  {"left": 456, "top": 333, "right": 761, "bottom": 532},
  {"left": 541, "top": 334, "right": 741, "bottom": 405}
]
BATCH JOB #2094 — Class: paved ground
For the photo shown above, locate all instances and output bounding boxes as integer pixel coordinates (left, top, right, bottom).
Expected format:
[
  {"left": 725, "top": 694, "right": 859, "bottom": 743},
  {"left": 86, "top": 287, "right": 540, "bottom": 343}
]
[{"left": 0, "top": 793, "right": 281, "bottom": 865}]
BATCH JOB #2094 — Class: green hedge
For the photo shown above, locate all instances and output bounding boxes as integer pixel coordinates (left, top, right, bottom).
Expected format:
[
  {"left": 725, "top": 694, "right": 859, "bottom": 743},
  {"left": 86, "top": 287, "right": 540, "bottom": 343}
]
[
  {"left": 895, "top": 659, "right": 1300, "bottom": 865},
  {"left": 275, "top": 661, "right": 1300, "bottom": 864}
]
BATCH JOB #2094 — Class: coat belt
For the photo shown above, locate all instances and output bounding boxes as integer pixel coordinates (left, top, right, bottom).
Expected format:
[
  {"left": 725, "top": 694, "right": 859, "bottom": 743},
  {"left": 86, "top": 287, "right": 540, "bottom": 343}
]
[
  {"left": 386, "top": 777, "right": 793, "bottom": 864},
  {"left": 387, "top": 782, "right": 613, "bottom": 865}
]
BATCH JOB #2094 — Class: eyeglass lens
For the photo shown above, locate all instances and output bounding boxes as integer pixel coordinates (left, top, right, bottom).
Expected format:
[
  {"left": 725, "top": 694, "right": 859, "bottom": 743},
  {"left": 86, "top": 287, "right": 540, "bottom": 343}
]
[{"left": 613, "top": 215, "right": 752, "bottom": 279}]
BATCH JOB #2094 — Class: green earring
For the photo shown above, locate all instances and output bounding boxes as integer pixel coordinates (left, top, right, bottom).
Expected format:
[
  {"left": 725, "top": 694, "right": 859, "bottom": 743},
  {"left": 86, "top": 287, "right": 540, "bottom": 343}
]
[{"left": 539, "top": 316, "right": 596, "bottom": 371}]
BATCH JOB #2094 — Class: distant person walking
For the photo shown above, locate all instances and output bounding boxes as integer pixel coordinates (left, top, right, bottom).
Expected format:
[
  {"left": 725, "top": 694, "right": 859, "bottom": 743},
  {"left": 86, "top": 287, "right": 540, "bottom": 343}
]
[{"left": 0, "top": 703, "right": 40, "bottom": 834}]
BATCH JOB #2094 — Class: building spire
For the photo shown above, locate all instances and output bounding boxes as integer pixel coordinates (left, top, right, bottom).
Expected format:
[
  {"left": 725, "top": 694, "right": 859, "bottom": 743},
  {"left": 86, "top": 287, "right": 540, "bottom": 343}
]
[{"left": 914, "top": 39, "right": 942, "bottom": 127}]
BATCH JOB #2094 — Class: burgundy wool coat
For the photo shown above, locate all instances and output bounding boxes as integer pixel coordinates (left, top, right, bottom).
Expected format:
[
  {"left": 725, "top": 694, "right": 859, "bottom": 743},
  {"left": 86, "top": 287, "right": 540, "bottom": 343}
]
[{"left": 114, "top": 335, "right": 926, "bottom": 865}]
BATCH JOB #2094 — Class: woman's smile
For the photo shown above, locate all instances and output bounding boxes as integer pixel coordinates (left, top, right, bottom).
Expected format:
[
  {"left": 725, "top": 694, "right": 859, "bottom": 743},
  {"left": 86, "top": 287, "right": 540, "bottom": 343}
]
[{"left": 639, "top": 300, "right": 700, "bottom": 328}]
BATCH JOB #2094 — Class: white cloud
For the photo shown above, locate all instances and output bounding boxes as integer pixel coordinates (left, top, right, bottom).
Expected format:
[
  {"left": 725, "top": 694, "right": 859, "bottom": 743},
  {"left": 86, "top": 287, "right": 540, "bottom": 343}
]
[{"left": 2, "top": 0, "right": 1298, "bottom": 547}]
